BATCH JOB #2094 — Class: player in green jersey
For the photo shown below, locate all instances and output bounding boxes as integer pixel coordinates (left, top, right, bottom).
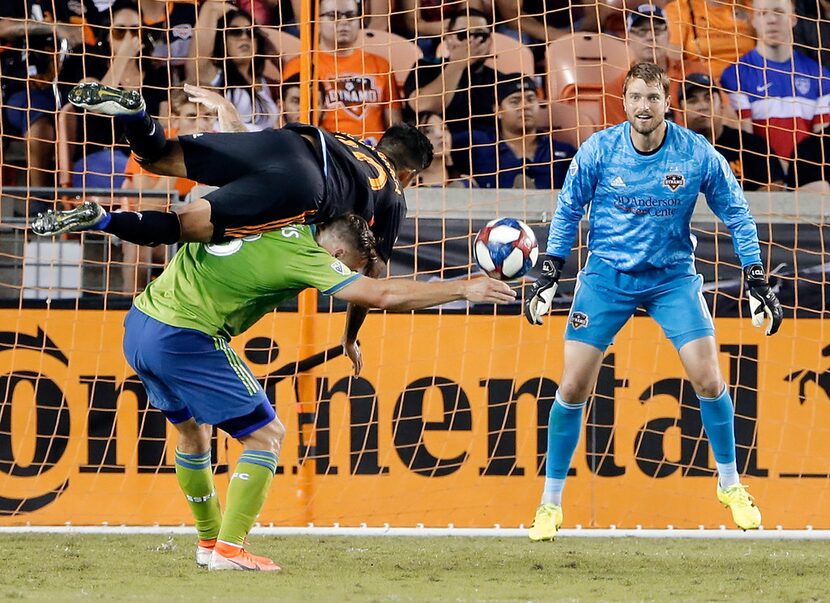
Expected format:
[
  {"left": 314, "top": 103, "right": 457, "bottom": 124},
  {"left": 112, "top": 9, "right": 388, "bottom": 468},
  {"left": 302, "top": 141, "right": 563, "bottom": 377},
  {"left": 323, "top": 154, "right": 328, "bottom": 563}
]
[{"left": 122, "top": 214, "right": 514, "bottom": 571}]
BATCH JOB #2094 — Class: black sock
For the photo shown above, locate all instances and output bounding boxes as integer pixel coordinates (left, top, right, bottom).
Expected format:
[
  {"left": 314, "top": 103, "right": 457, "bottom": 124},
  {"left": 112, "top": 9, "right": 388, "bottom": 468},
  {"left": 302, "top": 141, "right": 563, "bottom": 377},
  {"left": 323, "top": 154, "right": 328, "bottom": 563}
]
[
  {"left": 121, "top": 113, "right": 169, "bottom": 164},
  {"left": 99, "top": 210, "right": 181, "bottom": 246}
]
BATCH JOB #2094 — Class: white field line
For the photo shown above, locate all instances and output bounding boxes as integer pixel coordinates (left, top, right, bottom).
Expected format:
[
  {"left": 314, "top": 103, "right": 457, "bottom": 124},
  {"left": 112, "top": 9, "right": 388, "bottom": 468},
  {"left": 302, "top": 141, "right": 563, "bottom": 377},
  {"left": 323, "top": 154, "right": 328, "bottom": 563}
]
[{"left": 1, "top": 526, "right": 829, "bottom": 539}]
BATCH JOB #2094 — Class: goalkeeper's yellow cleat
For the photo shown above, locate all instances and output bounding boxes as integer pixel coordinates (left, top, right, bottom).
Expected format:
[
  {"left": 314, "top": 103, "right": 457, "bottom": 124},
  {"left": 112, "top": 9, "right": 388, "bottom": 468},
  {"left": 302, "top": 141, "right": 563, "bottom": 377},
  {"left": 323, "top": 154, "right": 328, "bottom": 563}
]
[
  {"left": 717, "top": 484, "right": 761, "bottom": 530},
  {"left": 528, "top": 503, "right": 563, "bottom": 541}
]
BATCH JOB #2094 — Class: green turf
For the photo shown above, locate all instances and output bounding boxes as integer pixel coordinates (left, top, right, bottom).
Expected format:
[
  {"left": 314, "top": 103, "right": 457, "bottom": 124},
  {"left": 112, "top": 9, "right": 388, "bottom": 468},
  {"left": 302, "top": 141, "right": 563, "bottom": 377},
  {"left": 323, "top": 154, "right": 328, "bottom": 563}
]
[{"left": 0, "top": 535, "right": 827, "bottom": 602}]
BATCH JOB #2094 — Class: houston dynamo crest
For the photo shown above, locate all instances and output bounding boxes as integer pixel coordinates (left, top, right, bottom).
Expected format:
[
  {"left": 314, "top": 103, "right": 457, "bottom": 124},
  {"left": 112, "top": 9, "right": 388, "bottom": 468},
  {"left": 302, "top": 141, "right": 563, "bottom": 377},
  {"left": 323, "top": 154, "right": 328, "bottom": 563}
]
[{"left": 664, "top": 173, "right": 685, "bottom": 191}]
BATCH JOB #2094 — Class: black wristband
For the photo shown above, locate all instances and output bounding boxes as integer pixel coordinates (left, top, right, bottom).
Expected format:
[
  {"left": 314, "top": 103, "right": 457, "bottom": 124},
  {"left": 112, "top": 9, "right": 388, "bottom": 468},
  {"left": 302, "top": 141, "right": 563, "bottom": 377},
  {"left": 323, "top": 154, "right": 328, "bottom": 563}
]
[
  {"left": 744, "top": 264, "right": 766, "bottom": 285},
  {"left": 546, "top": 256, "right": 565, "bottom": 270}
]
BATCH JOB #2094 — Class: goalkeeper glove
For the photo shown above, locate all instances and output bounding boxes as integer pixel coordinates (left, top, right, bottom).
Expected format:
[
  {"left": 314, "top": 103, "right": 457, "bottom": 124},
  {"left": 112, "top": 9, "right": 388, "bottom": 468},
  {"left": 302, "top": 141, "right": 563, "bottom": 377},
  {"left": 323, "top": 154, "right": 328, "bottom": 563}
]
[
  {"left": 744, "top": 264, "right": 783, "bottom": 336},
  {"left": 524, "top": 256, "right": 564, "bottom": 325}
]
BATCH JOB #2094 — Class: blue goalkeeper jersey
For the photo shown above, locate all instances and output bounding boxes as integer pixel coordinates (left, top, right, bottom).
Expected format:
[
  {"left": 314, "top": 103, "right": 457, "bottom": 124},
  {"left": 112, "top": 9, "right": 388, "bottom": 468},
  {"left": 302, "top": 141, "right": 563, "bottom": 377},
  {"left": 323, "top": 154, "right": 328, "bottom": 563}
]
[{"left": 546, "top": 121, "right": 762, "bottom": 272}]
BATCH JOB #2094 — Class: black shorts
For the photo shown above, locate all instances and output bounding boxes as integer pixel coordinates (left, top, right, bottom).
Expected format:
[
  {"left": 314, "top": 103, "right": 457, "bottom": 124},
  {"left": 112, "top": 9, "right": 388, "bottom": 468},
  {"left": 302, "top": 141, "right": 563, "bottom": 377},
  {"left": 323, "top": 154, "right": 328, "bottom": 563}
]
[{"left": 179, "top": 128, "right": 326, "bottom": 241}]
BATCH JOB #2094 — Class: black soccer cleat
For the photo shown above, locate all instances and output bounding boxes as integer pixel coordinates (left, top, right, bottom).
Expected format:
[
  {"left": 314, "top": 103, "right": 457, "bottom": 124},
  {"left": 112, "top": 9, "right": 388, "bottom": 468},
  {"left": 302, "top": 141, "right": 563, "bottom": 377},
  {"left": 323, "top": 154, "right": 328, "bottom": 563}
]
[
  {"left": 31, "top": 201, "right": 106, "bottom": 236},
  {"left": 68, "top": 82, "right": 145, "bottom": 116}
]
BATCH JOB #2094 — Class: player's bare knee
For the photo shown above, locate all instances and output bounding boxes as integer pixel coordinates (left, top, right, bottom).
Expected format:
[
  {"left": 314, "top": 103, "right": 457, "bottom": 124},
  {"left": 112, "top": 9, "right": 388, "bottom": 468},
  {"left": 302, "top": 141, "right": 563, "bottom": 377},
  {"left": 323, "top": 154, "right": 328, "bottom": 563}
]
[
  {"left": 687, "top": 363, "right": 724, "bottom": 398},
  {"left": 241, "top": 417, "right": 285, "bottom": 456},
  {"left": 175, "top": 420, "right": 212, "bottom": 453},
  {"left": 558, "top": 380, "right": 592, "bottom": 404},
  {"left": 695, "top": 377, "right": 725, "bottom": 399}
]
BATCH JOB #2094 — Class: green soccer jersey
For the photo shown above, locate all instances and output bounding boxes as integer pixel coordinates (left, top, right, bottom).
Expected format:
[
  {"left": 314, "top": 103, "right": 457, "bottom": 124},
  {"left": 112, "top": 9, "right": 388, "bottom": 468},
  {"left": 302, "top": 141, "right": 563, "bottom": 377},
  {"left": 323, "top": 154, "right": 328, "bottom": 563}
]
[{"left": 134, "top": 224, "right": 360, "bottom": 339}]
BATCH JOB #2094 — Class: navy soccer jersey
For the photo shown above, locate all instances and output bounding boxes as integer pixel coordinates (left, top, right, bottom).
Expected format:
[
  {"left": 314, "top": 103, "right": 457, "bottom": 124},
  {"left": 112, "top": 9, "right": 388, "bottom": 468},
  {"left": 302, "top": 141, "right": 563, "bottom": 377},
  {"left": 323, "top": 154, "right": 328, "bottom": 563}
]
[
  {"left": 464, "top": 130, "right": 576, "bottom": 189},
  {"left": 546, "top": 121, "right": 762, "bottom": 272}
]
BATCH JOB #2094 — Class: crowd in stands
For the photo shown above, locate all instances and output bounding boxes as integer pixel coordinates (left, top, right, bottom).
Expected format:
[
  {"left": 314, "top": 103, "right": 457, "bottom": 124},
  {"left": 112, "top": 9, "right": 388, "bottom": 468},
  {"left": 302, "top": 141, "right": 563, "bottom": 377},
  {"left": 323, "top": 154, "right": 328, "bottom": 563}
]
[{"left": 2, "top": 0, "right": 830, "bottom": 209}]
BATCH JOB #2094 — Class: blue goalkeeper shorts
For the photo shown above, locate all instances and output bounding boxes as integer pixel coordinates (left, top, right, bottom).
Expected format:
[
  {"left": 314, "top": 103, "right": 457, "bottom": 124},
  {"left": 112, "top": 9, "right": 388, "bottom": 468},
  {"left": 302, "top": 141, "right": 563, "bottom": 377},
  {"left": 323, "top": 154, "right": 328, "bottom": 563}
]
[
  {"left": 564, "top": 255, "right": 714, "bottom": 352},
  {"left": 122, "top": 307, "right": 275, "bottom": 438}
]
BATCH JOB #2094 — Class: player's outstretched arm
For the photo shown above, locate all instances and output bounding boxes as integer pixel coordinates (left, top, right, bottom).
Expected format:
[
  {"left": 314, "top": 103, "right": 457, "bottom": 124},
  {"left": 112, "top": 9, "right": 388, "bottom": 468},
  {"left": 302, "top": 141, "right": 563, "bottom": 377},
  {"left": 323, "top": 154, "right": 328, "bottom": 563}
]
[
  {"left": 334, "top": 274, "right": 516, "bottom": 311},
  {"left": 340, "top": 260, "right": 388, "bottom": 376},
  {"left": 744, "top": 265, "right": 783, "bottom": 336}
]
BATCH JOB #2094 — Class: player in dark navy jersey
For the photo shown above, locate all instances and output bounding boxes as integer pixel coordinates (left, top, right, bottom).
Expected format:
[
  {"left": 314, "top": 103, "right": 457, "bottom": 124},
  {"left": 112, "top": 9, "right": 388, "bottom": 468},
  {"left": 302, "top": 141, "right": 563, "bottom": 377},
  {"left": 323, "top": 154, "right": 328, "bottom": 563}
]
[
  {"left": 32, "top": 81, "right": 432, "bottom": 374},
  {"left": 31, "top": 82, "right": 431, "bottom": 265}
]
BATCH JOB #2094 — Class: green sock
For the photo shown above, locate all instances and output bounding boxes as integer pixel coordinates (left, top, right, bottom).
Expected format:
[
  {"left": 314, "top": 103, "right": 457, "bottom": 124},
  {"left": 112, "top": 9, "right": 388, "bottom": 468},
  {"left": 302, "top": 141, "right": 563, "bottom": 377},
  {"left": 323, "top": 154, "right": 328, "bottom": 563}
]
[
  {"left": 175, "top": 449, "right": 222, "bottom": 541},
  {"left": 217, "top": 449, "right": 278, "bottom": 546}
]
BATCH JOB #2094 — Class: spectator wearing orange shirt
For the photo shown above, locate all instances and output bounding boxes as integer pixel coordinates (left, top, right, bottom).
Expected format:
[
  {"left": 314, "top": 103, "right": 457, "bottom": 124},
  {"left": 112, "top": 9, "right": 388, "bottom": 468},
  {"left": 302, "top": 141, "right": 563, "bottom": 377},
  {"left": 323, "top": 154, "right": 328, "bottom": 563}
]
[
  {"left": 120, "top": 91, "right": 215, "bottom": 293},
  {"left": 663, "top": 0, "right": 755, "bottom": 79},
  {"left": 602, "top": 5, "right": 709, "bottom": 127},
  {"left": 282, "top": 0, "right": 401, "bottom": 144}
]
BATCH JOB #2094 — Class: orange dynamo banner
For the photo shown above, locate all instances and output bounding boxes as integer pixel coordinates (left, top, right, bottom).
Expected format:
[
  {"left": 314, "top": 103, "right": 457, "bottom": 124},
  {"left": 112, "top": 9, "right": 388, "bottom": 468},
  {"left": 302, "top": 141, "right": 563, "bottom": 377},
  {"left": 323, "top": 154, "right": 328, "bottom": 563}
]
[{"left": 0, "top": 310, "right": 828, "bottom": 528}]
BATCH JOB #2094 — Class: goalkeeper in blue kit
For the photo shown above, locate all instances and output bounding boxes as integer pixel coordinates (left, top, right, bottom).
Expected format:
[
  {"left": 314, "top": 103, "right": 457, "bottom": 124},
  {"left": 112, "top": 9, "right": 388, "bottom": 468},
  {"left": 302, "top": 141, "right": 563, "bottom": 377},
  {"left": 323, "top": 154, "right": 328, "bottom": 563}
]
[{"left": 524, "top": 63, "right": 783, "bottom": 540}]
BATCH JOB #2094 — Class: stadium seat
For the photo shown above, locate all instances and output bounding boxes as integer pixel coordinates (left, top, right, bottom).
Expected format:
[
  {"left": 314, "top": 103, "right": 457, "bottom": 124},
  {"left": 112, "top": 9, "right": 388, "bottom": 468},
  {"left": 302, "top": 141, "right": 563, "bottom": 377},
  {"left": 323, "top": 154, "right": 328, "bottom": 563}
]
[
  {"left": 358, "top": 29, "right": 423, "bottom": 86},
  {"left": 546, "top": 33, "right": 629, "bottom": 145},
  {"left": 437, "top": 32, "right": 535, "bottom": 76}
]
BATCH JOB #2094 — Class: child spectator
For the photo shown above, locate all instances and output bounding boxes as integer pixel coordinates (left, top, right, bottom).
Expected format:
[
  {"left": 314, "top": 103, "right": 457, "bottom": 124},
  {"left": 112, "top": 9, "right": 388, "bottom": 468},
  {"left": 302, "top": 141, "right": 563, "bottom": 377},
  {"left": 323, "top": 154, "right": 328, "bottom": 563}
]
[
  {"left": 59, "top": 1, "right": 169, "bottom": 189},
  {"left": 120, "top": 90, "right": 215, "bottom": 292}
]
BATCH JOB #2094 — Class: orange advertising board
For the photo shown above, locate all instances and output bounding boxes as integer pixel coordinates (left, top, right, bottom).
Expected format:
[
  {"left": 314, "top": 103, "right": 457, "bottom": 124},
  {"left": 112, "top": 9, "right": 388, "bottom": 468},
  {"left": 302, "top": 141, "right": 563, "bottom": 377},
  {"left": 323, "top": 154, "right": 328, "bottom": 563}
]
[{"left": 0, "top": 310, "right": 828, "bottom": 528}]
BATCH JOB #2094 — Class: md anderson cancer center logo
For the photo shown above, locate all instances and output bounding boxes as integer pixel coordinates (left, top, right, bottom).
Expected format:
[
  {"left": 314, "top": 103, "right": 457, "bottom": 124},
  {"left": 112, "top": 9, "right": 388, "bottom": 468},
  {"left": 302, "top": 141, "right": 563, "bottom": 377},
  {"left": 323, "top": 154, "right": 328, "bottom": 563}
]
[{"left": 613, "top": 195, "right": 685, "bottom": 217}]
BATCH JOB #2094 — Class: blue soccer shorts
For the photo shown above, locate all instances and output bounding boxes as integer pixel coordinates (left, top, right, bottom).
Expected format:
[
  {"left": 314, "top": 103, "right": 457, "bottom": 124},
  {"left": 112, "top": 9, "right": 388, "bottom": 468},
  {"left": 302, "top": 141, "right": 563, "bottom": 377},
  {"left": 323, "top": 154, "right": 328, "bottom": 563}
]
[
  {"left": 564, "top": 255, "right": 714, "bottom": 352},
  {"left": 122, "top": 307, "right": 275, "bottom": 438}
]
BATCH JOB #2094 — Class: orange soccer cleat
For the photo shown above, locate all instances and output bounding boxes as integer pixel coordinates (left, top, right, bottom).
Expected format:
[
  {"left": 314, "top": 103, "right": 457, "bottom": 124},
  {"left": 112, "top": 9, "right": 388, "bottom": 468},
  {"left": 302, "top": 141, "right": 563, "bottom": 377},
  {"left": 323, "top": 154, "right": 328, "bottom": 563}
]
[
  {"left": 196, "top": 538, "right": 216, "bottom": 568},
  {"left": 208, "top": 541, "right": 282, "bottom": 572}
]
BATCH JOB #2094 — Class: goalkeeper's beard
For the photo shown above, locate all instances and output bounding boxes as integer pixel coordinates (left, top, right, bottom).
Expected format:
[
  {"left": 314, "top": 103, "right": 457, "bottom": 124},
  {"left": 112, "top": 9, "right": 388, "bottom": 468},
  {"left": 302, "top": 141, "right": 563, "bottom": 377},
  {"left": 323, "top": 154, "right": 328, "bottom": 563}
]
[{"left": 630, "top": 114, "right": 664, "bottom": 136}]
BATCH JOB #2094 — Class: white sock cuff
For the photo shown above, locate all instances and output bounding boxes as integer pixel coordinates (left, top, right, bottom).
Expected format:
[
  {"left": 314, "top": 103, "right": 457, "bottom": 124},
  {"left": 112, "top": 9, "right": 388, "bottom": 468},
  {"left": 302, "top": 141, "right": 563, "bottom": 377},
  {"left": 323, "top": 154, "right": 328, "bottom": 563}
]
[
  {"left": 554, "top": 391, "right": 587, "bottom": 410},
  {"left": 697, "top": 385, "right": 728, "bottom": 402},
  {"left": 716, "top": 461, "right": 740, "bottom": 488}
]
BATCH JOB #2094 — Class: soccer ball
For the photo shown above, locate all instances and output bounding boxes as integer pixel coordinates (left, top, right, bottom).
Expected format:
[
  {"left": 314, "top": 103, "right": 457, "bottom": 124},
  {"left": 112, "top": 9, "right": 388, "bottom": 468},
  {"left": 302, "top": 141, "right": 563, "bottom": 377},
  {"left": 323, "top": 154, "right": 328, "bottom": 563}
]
[{"left": 473, "top": 218, "right": 539, "bottom": 281}]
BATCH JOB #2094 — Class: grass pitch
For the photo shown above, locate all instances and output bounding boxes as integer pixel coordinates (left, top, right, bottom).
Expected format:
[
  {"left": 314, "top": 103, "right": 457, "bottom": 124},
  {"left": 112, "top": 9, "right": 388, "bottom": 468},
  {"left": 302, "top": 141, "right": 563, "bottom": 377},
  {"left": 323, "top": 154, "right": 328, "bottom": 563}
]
[{"left": 0, "top": 534, "right": 827, "bottom": 602}]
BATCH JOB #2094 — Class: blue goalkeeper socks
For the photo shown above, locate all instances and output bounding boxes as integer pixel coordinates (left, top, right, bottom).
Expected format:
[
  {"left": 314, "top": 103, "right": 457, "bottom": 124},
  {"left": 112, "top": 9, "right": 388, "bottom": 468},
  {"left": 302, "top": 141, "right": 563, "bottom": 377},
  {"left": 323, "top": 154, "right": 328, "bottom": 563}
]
[
  {"left": 698, "top": 386, "right": 740, "bottom": 488},
  {"left": 542, "top": 393, "right": 586, "bottom": 505}
]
